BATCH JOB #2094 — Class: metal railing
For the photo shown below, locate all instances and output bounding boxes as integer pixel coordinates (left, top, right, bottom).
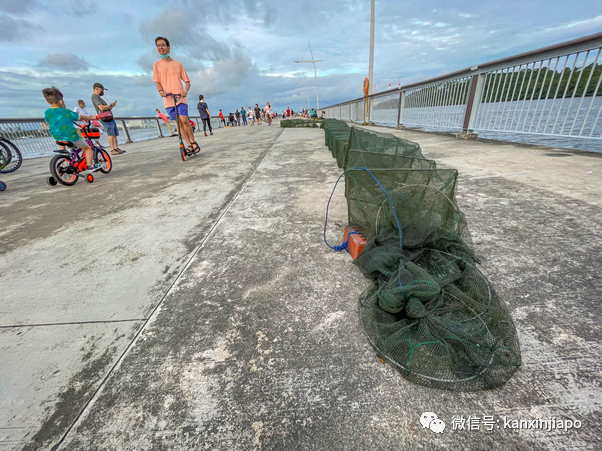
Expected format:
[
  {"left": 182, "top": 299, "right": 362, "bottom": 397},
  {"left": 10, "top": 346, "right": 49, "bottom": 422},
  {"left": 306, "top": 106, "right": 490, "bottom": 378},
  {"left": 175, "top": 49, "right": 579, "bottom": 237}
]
[
  {"left": 324, "top": 32, "right": 602, "bottom": 151},
  {"left": 0, "top": 116, "right": 222, "bottom": 159}
]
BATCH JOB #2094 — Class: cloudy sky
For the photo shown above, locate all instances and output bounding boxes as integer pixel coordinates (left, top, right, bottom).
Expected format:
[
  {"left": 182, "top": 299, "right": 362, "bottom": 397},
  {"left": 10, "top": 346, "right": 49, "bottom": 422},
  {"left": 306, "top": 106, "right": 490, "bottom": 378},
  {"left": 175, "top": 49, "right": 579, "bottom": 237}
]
[{"left": 1, "top": 0, "right": 601, "bottom": 118}]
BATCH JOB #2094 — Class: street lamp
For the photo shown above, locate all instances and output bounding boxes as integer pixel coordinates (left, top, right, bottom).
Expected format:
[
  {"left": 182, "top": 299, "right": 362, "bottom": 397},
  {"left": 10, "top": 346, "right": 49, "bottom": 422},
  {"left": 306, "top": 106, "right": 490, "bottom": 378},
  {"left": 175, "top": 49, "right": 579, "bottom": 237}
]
[{"left": 295, "top": 41, "right": 322, "bottom": 111}]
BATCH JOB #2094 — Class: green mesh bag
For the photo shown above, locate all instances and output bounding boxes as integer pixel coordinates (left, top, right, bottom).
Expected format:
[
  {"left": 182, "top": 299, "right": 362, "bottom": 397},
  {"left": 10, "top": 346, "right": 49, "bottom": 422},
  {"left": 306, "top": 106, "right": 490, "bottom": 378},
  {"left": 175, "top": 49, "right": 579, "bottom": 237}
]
[
  {"left": 322, "top": 121, "right": 521, "bottom": 391},
  {"left": 280, "top": 118, "right": 323, "bottom": 128},
  {"left": 344, "top": 148, "right": 437, "bottom": 172}
]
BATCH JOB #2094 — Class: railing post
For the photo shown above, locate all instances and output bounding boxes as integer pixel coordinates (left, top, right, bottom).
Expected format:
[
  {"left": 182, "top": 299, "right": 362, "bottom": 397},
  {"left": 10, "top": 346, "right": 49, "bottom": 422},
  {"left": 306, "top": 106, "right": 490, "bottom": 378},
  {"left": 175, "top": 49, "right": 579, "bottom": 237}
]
[
  {"left": 156, "top": 118, "right": 164, "bottom": 137},
  {"left": 397, "top": 91, "right": 406, "bottom": 129},
  {"left": 121, "top": 120, "right": 133, "bottom": 143},
  {"left": 461, "top": 74, "right": 486, "bottom": 137}
]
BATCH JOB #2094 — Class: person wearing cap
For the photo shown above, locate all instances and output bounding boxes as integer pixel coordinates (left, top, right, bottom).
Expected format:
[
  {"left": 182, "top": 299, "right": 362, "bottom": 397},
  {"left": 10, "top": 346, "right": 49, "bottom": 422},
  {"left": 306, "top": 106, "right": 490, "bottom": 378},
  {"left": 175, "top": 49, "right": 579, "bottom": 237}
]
[{"left": 91, "top": 83, "right": 124, "bottom": 155}]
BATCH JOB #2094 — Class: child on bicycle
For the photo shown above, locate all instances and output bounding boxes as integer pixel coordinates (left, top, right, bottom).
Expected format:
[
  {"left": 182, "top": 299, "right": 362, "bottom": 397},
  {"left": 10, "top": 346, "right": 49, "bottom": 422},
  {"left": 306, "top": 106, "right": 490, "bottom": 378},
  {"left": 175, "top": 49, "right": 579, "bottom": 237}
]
[{"left": 43, "top": 86, "right": 99, "bottom": 172}]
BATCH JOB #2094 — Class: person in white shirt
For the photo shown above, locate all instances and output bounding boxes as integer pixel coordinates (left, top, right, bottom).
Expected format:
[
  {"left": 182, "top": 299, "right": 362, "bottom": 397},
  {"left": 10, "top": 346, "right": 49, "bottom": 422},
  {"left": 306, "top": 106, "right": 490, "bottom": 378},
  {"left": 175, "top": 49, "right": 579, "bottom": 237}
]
[
  {"left": 264, "top": 102, "right": 272, "bottom": 126},
  {"left": 73, "top": 100, "right": 90, "bottom": 126},
  {"left": 248, "top": 107, "right": 255, "bottom": 125},
  {"left": 73, "top": 99, "right": 104, "bottom": 146}
]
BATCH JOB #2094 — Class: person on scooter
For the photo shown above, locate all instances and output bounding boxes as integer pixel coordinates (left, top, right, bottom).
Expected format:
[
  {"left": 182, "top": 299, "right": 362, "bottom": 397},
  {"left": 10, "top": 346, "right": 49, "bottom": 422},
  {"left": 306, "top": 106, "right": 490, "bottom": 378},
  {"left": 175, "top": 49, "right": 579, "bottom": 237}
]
[
  {"left": 43, "top": 86, "right": 99, "bottom": 172},
  {"left": 152, "top": 36, "right": 200, "bottom": 154}
]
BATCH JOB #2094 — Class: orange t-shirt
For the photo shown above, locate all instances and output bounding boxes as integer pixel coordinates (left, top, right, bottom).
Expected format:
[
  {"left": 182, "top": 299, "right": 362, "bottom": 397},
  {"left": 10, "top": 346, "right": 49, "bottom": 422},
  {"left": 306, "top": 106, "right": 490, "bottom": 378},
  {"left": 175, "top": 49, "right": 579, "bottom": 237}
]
[{"left": 153, "top": 59, "right": 191, "bottom": 109}]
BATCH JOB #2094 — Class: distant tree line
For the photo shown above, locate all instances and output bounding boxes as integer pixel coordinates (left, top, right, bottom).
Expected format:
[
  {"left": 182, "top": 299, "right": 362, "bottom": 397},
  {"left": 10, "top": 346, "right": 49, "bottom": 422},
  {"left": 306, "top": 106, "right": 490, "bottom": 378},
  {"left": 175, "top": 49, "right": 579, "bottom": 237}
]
[
  {"left": 373, "top": 62, "right": 602, "bottom": 110},
  {"left": 480, "top": 62, "right": 602, "bottom": 103}
]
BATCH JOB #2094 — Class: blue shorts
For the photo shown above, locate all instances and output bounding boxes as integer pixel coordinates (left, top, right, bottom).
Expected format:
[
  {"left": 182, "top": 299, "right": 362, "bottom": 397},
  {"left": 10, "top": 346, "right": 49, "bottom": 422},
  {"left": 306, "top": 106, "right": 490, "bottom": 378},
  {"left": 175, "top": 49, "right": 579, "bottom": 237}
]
[
  {"left": 166, "top": 103, "right": 189, "bottom": 120},
  {"left": 104, "top": 120, "right": 119, "bottom": 136}
]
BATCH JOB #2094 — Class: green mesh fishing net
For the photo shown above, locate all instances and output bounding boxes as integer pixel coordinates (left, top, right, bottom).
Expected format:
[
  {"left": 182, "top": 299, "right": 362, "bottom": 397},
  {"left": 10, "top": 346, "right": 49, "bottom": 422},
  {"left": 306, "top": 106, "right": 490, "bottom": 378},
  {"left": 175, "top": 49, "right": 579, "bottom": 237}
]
[
  {"left": 280, "top": 118, "right": 323, "bottom": 128},
  {"left": 323, "top": 120, "right": 521, "bottom": 391}
]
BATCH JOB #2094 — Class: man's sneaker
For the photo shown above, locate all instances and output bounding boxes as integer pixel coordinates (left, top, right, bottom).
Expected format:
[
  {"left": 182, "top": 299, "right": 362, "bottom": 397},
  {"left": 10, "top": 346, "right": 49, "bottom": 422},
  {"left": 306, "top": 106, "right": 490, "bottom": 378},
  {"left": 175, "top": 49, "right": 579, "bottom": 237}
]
[
  {"left": 210, "top": 131, "right": 213, "bottom": 135},
  {"left": 204, "top": 132, "right": 208, "bottom": 137}
]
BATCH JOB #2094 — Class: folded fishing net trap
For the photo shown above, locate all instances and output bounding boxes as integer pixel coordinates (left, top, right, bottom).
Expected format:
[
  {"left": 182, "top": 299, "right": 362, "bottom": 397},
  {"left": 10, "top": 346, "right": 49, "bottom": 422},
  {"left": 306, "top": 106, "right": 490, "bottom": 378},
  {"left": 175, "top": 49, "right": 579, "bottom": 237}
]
[
  {"left": 323, "top": 121, "right": 521, "bottom": 392},
  {"left": 280, "top": 118, "right": 322, "bottom": 128}
]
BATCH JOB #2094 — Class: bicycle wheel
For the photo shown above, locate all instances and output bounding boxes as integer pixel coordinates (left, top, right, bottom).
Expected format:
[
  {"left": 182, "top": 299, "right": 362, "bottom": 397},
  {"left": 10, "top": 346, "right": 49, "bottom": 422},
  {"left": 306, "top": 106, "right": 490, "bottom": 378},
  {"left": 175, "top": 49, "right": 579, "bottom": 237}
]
[
  {"left": 50, "top": 155, "right": 78, "bottom": 186},
  {"left": 0, "top": 138, "right": 23, "bottom": 174},
  {"left": 0, "top": 141, "right": 12, "bottom": 173},
  {"left": 96, "top": 149, "right": 112, "bottom": 174}
]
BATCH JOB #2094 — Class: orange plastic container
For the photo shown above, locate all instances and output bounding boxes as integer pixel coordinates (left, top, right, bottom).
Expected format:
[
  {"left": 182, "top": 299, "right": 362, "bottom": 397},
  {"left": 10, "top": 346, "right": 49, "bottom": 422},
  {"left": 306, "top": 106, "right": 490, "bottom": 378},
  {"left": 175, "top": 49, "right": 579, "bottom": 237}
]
[{"left": 344, "top": 226, "right": 367, "bottom": 260}]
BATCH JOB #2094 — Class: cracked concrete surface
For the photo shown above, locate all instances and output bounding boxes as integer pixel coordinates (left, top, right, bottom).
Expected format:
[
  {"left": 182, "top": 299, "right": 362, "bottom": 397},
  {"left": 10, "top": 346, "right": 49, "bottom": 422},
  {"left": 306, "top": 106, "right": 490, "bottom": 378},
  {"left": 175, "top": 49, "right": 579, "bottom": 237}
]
[{"left": 1, "top": 123, "right": 601, "bottom": 450}]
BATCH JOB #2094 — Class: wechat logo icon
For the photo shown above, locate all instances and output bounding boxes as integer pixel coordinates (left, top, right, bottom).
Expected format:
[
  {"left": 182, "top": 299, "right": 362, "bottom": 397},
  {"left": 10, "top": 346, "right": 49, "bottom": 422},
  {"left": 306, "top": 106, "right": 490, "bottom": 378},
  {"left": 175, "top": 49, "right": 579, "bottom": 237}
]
[{"left": 420, "top": 412, "right": 445, "bottom": 433}]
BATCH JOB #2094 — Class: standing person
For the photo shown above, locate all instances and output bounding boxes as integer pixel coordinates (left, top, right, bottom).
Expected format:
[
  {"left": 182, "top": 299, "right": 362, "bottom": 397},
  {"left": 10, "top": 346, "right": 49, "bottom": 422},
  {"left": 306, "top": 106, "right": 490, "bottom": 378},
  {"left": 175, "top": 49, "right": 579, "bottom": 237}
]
[
  {"left": 254, "top": 104, "right": 262, "bottom": 125},
  {"left": 241, "top": 107, "right": 247, "bottom": 126},
  {"left": 264, "top": 102, "right": 273, "bottom": 126},
  {"left": 152, "top": 36, "right": 200, "bottom": 154},
  {"left": 75, "top": 100, "right": 104, "bottom": 147},
  {"left": 73, "top": 100, "right": 90, "bottom": 126},
  {"left": 235, "top": 109, "right": 241, "bottom": 126},
  {"left": 91, "top": 82, "right": 124, "bottom": 155},
  {"left": 156, "top": 108, "right": 176, "bottom": 136},
  {"left": 286, "top": 107, "right": 290, "bottom": 118},
  {"left": 197, "top": 95, "right": 213, "bottom": 136},
  {"left": 218, "top": 109, "right": 226, "bottom": 127},
  {"left": 247, "top": 107, "right": 255, "bottom": 125}
]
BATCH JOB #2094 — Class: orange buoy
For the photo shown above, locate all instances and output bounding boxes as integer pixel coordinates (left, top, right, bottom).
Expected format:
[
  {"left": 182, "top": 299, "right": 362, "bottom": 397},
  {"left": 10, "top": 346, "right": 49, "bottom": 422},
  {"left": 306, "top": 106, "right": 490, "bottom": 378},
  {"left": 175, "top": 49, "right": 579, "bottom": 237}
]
[{"left": 363, "top": 77, "right": 369, "bottom": 97}]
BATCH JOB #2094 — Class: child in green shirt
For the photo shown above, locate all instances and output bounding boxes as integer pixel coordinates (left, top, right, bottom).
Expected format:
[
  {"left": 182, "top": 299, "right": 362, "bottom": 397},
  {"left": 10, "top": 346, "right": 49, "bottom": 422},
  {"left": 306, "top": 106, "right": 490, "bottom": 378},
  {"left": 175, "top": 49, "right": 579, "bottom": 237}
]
[{"left": 42, "top": 86, "right": 99, "bottom": 171}]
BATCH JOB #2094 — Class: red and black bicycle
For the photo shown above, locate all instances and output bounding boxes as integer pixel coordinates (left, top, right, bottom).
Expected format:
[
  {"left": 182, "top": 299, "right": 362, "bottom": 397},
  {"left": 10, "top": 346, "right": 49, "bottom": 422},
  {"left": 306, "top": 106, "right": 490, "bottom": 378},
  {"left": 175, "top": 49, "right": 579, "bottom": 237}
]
[{"left": 47, "top": 124, "right": 112, "bottom": 186}]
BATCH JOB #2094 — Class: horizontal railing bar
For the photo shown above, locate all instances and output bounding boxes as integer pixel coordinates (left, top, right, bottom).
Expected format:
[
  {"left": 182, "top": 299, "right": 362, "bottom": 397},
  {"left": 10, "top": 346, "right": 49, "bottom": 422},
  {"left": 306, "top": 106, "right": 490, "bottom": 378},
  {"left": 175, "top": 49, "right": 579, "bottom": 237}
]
[
  {"left": 0, "top": 116, "right": 207, "bottom": 124},
  {"left": 475, "top": 128, "right": 602, "bottom": 139}
]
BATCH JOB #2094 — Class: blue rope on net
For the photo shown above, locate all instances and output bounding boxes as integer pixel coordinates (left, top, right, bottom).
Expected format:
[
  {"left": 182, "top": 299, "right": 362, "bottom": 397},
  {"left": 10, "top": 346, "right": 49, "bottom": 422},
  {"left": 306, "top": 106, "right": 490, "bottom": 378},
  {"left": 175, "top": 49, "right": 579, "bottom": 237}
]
[
  {"left": 332, "top": 231, "right": 359, "bottom": 253},
  {"left": 324, "top": 167, "right": 403, "bottom": 251}
]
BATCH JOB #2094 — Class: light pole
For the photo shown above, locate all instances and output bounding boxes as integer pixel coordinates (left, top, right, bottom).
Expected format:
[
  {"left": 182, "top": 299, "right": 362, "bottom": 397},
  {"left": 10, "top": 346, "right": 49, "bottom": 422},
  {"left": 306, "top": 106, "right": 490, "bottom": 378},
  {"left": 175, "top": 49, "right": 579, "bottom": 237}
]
[
  {"left": 367, "top": 0, "right": 375, "bottom": 122},
  {"left": 295, "top": 41, "right": 322, "bottom": 112},
  {"left": 295, "top": 73, "right": 310, "bottom": 110}
]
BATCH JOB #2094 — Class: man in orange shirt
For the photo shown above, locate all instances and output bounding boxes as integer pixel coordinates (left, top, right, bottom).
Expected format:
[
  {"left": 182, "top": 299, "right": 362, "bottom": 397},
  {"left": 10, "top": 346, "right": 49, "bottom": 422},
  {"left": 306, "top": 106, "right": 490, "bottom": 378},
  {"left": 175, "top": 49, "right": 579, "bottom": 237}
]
[{"left": 153, "top": 36, "right": 199, "bottom": 154}]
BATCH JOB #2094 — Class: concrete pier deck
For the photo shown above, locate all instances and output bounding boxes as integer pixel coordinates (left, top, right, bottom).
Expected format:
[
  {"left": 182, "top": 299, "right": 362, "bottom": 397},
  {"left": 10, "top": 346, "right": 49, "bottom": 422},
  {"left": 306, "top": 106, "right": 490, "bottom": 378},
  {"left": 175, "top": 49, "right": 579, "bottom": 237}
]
[{"left": 1, "top": 123, "right": 601, "bottom": 450}]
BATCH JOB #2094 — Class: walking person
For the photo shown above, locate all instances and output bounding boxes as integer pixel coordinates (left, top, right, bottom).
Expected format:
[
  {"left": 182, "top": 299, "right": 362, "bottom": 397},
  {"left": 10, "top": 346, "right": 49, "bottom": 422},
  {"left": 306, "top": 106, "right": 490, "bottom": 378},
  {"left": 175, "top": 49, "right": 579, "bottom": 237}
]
[
  {"left": 254, "top": 104, "right": 262, "bottom": 125},
  {"left": 264, "top": 102, "right": 273, "bottom": 126},
  {"left": 91, "top": 82, "right": 124, "bottom": 155},
  {"left": 235, "top": 109, "right": 241, "bottom": 126},
  {"left": 197, "top": 95, "right": 213, "bottom": 136},
  {"left": 241, "top": 107, "right": 247, "bottom": 126},
  {"left": 153, "top": 36, "right": 200, "bottom": 154},
  {"left": 156, "top": 109, "right": 176, "bottom": 136},
  {"left": 247, "top": 107, "right": 255, "bottom": 125}
]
